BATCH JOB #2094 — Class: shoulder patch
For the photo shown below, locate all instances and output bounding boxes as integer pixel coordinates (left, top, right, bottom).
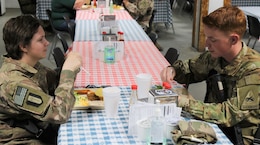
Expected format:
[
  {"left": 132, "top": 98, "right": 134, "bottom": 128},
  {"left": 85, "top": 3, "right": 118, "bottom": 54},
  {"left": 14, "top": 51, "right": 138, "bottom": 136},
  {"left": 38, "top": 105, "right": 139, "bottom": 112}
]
[
  {"left": 13, "top": 85, "right": 53, "bottom": 116},
  {"left": 14, "top": 86, "right": 28, "bottom": 106},
  {"left": 241, "top": 90, "right": 259, "bottom": 110}
]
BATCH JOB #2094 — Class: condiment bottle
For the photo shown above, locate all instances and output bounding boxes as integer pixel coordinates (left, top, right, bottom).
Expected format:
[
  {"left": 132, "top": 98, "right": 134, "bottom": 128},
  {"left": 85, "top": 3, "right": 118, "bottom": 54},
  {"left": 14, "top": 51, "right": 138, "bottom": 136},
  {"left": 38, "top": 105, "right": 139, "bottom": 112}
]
[
  {"left": 117, "top": 31, "right": 124, "bottom": 41},
  {"left": 129, "top": 85, "right": 138, "bottom": 106},
  {"left": 162, "top": 82, "right": 171, "bottom": 89},
  {"left": 104, "top": 37, "right": 115, "bottom": 63},
  {"left": 93, "top": 0, "right": 97, "bottom": 8},
  {"left": 109, "top": 0, "right": 114, "bottom": 13}
]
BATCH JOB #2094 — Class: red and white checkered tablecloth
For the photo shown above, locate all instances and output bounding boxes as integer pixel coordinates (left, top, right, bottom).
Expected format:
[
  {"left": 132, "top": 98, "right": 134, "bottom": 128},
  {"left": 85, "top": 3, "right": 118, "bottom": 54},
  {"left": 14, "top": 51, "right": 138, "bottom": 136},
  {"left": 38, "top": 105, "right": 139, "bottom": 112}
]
[
  {"left": 76, "top": 8, "right": 133, "bottom": 20},
  {"left": 72, "top": 41, "right": 169, "bottom": 87}
]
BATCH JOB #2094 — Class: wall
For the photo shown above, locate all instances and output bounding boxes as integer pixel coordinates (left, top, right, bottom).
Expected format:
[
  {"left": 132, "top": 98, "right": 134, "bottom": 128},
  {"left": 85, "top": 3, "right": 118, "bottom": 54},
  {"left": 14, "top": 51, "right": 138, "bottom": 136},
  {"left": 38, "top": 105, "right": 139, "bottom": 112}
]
[
  {"left": 5, "top": 0, "right": 19, "bottom": 8},
  {"left": 192, "top": 0, "right": 231, "bottom": 52},
  {"left": 208, "top": 0, "right": 223, "bottom": 14}
]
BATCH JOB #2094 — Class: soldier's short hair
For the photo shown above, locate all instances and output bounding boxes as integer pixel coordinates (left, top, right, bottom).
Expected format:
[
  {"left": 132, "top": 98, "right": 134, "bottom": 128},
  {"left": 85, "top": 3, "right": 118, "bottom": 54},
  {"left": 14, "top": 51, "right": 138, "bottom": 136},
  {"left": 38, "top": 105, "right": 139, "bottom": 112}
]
[
  {"left": 3, "top": 15, "right": 41, "bottom": 60},
  {"left": 202, "top": 6, "right": 246, "bottom": 38}
]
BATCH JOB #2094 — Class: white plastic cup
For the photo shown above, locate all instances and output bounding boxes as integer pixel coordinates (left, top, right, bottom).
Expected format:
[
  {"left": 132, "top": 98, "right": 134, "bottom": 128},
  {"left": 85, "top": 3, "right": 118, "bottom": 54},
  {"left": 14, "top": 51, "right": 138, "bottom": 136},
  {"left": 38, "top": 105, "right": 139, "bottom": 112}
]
[
  {"left": 135, "top": 73, "right": 152, "bottom": 99},
  {"left": 136, "top": 118, "right": 151, "bottom": 142},
  {"left": 103, "top": 87, "right": 121, "bottom": 118}
]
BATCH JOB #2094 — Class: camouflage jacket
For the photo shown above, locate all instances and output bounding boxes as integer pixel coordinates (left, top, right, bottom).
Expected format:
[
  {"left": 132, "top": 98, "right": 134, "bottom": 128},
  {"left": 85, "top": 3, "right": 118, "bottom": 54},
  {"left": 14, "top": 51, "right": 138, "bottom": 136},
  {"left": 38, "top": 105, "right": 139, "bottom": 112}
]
[
  {"left": 123, "top": 0, "right": 154, "bottom": 30},
  {"left": 173, "top": 42, "right": 260, "bottom": 144},
  {"left": 0, "top": 56, "right": 77, "bottom": 144}
]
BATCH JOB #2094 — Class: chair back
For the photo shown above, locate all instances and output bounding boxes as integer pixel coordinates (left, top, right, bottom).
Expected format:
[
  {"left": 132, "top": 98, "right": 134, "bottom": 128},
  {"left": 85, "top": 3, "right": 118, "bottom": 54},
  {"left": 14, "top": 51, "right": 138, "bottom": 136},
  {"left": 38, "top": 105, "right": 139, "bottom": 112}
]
[
  {"left": 46, "top": 9, "right": 59, "bottom": 34},
  {"left": 57, "top": 33, "right": 69, "bottom": 52},
  {"left": 18, "top": 0, "right": 36, "bottom": 15},
  {"left": 63, "top": 15, "right": 76, "bottom": 41},
  {"left": 146, "top": 10, "right": 157, "bottom": 34},
  {"left": 53, "top": 47, "right": 65, "bottom": 68},
  {"left": 247, "top": 15, "right": 260, "bottom": 39},
  {"left": 164, "top": 47, "right": 179, "bottom": 65}
]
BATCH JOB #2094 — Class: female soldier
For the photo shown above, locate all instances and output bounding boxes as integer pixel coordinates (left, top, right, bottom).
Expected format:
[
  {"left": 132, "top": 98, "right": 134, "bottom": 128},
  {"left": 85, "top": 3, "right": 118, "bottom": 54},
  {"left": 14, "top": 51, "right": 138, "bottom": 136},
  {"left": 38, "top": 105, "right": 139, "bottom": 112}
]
[{"left": 0, "top": 15, "right": 82, "bottom": 144}]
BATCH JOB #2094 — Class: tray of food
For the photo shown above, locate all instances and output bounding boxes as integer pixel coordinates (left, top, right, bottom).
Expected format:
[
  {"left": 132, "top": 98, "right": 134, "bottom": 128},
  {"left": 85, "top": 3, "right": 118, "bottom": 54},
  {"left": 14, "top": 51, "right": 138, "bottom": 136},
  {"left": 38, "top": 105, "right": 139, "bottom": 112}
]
[{"left": 73, "top": 88, "right": 104, "bottom": 110}]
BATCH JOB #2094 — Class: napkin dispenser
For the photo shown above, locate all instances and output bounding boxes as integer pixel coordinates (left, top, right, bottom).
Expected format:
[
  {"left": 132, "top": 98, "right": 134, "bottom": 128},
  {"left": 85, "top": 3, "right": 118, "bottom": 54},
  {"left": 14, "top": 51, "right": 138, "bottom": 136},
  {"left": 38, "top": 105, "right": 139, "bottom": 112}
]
[
  {"left": 149, "top": 88, "right": 178, "bottom": 104},
  {"left": 93, "top": 41, "right": 125, "bottom": 62},
  {"left": 98, "top": 15, "right": 119, "bottom": 34}
]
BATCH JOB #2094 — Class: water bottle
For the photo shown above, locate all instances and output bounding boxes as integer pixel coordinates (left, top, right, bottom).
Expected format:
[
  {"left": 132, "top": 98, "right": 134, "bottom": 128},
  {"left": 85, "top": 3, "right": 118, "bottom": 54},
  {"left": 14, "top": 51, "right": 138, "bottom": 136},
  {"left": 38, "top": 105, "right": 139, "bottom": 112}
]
[
  {"left": 109, "top": 0, "right": 114, "bottom": 13},
  {"left": 104, "top": 37, "right": 115, "bottom": 63},
  {"left": 150, "top": 107, "right": 166, "bottom": 145}
]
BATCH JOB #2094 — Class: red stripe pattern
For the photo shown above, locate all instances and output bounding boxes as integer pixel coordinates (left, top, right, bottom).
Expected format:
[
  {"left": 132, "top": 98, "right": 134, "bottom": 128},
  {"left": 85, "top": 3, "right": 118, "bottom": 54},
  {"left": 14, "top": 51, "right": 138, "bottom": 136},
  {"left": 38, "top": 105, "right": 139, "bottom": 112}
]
[{"left": 72, "top": 41, "right": 170, "bottom": 87}]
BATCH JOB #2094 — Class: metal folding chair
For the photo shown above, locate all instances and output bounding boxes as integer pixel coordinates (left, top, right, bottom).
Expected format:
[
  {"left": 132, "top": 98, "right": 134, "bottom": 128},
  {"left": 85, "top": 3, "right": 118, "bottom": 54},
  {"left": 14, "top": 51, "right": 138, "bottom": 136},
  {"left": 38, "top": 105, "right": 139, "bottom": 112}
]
[
  {"left": 164, "top": 47, "right": 179, "bottom": 65},
  {"left": 46, "top": 9, "right": 71, "bottom": 59},
  {"left": 247, "top": 15, "right": 260, "bottom": 49}
]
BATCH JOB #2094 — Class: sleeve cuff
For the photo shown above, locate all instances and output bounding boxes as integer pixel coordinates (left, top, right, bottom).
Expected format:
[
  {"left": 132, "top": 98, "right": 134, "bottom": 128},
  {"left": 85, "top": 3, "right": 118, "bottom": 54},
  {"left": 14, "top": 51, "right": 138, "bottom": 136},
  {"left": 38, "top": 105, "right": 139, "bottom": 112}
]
[
  {"left": 60, "top": 70, "right": 77, "bottom": 84},
  {"left": 177, "top": 96, "right": 190, "bottom": 108}
]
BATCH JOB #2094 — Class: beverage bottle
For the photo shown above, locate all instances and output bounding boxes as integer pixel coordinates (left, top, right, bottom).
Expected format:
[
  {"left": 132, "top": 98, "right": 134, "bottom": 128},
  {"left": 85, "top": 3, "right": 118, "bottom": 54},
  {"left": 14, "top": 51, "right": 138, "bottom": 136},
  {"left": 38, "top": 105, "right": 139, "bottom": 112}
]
[
  {"left": 129, "top": 85, "right": 138, "bottom": 106},
  {"left": 109, "top": 0, "right": 114, "bottom": 13},
  {"left": 162, "top": 82, "right": 171, "bottom": 89},
  {"left": 117, "top": 31, "right": 124, "bottom": 41},
  {"left": 150, "top": 107, "right": 166, "bottom": 144},
  {"left": 93, "top": 0, "right": 97, "bottom": 8},
  {"left": 104, "top": 37, "right": 115, "bottom": 63}
]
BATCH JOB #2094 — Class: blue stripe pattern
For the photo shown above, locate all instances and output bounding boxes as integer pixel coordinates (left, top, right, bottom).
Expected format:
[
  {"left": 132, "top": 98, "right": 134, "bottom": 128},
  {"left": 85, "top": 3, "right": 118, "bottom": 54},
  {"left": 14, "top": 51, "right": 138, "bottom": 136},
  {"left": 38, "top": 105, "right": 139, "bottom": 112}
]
[{"left": 74, "top": 20, "right": 151, "bottom": 41}]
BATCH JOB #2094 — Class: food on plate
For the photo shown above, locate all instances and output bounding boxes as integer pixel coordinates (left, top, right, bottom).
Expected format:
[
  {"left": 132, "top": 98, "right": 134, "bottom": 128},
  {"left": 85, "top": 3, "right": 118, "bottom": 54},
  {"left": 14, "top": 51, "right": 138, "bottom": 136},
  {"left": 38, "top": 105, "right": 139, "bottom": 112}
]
[
  {"left": 95, "top": 88, "right": 104, "bottom": 101},
  {"left": 73, "top": 88, "right": 104, "bottom": 109},
  {"left": 74, "top": 88, "right": 103, "bottom": 101},
  {"left": 81, "top": 4, "right": 91, "bottom": 9},
  {"left": 113, "top": 5, "right": 124, "bottom": 10},
  {"left": 74, "top": 94, "right": 89, "bottom": 106}
]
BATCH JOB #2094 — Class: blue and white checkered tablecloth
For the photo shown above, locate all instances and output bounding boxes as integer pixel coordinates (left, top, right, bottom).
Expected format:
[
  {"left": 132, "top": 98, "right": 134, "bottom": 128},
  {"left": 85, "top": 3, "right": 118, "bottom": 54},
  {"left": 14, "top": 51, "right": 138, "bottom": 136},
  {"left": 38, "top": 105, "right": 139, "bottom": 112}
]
[
  {"left": 74, "top": 20, "right": 151, "bottom": 41},
  {"left": 36, "top": 0, "right": 51, "bottom": 20},
  {"left": 58, "top": 86, "right": 233, "bottom": 145},
  {"left": 154, "top": 0, "right": 173, "bottom": 26}
]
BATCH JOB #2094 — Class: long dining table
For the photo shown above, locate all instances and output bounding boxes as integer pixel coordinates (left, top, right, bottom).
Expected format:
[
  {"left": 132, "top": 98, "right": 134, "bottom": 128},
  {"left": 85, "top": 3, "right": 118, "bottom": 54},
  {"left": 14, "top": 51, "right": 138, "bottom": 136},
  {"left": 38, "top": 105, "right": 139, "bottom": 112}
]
[{"left": 57, "top": 7, "right": 233, "bottom": 145}]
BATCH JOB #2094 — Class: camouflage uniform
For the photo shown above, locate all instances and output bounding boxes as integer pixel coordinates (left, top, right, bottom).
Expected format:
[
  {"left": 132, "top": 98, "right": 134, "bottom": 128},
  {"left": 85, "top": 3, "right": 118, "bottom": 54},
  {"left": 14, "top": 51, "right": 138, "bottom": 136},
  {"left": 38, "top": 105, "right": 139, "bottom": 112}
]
[
  {"left": 0, "top": 56, "right": 77, "bottom": 144},
  {"left": 123, "top": 0, "right": 154, "bottom": 30},
  {"left": 173, "top": 42, "right": 260, "bottom": 145}
]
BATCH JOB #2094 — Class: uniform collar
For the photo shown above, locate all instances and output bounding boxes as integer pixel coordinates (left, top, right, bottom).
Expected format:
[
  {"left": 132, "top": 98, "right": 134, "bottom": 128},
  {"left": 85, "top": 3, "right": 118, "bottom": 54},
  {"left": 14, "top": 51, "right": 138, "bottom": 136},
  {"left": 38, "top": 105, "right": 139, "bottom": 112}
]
[
  {"left": 222, "top": 41, "right": 249, "bottom": 76},
  {"left": 2, "top": 55, "right": 39, "bottom": 74}
]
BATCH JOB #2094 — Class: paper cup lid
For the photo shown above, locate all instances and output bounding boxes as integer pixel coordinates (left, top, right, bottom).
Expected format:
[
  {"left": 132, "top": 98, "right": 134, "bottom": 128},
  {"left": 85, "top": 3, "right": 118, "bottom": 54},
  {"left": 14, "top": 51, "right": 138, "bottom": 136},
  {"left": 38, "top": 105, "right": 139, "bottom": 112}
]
[{"left": 103, "top": 87, "right": 120, "bottom": 94}]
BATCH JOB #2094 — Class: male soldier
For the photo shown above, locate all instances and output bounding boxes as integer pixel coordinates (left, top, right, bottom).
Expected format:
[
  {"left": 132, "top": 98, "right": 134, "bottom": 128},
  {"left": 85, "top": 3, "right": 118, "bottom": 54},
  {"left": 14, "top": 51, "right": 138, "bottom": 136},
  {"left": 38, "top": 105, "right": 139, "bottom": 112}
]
[
  {"left": 122, "top": 0, "right": 164, "bottom": 51},
  {"left": 0, "top": 15, "right": 82, "bottom": 144},
  {"left": 160, "top": 6, "right": 260, "bottom": 145},
  {"left": 123, "top": 0, "right": 154, "bottom": 31}
]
